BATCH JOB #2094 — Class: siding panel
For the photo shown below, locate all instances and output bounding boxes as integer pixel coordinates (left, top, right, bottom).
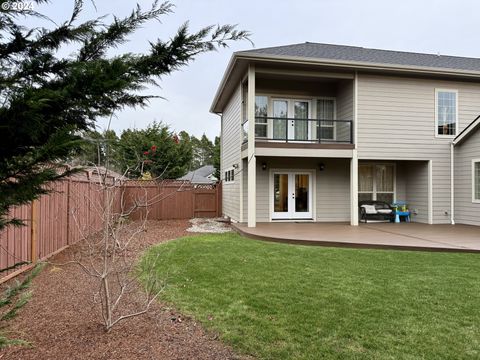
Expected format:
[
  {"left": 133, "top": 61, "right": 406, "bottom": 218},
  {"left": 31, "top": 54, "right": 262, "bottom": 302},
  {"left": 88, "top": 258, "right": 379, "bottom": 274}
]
[
  {"left": 358, "top": 74, "right": 480, "bottom": 224},
  {"left": 221, "top": 84, "right": 242, "bottom": 221},
  {"left": 455, "top": 130, "right": 480, "bottom": 225}
]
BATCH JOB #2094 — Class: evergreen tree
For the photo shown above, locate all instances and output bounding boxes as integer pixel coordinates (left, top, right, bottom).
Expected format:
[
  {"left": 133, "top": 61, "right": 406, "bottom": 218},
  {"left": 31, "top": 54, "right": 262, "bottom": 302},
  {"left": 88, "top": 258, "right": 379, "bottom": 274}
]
[
  {"left": 190, "top": 133, "right": 214, "bottom": 168},
  {"left": 213, "top": 136, "right": 221, "bottom": 179},
  {"left": 0, "top": 0, "right": 250, "bottom": 230},
  {"left": 116, "top": 122, "right": 192, "bottom": 179}
]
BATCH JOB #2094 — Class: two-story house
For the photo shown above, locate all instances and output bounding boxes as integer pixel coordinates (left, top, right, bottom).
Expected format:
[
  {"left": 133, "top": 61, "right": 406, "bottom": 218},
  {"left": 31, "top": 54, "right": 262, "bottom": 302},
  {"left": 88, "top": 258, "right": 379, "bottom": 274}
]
[{"left": 210, "top": 43, "right": 480, "bottom": 228}]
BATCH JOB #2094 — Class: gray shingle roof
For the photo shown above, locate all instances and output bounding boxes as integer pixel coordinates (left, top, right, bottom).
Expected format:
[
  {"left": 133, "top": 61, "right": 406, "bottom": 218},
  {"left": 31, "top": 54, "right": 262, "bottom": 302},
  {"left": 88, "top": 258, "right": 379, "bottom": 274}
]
[
  {"left": 239, "top": 42, "right": 480, "bottom": 73},
  {"left": 178, "top": 165, "right": 216, "bottom": 184}
]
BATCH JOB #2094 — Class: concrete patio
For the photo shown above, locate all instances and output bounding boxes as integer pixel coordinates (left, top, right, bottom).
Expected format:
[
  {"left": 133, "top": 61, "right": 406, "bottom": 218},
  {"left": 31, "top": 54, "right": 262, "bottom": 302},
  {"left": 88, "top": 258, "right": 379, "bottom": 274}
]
[{"left": 233, "top": 222, "right": 480, "bottom": 252}]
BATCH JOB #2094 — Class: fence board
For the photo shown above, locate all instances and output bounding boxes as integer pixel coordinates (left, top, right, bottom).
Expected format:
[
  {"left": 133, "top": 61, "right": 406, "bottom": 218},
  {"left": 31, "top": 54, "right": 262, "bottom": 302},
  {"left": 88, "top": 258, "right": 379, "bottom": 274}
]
[{"left": 0, "top": 178, "right": 222, "bottom": 282}]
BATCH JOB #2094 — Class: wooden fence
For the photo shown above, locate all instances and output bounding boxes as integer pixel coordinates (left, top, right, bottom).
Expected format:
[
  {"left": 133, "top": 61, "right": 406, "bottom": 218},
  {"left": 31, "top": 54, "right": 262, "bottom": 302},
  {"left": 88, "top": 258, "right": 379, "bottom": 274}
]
[
  {"left": 123, "top": 181, "right": 222, "bottom": 220},
  {"left": 0, "top": 179, "right": 222, "bottom": 283}
]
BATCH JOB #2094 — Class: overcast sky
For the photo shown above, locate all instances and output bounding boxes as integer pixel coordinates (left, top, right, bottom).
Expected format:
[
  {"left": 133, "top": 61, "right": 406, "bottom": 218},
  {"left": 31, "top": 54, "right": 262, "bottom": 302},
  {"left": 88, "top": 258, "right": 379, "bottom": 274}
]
[{"left": 31, "top": 0, "right": 480, "bottom": 139}]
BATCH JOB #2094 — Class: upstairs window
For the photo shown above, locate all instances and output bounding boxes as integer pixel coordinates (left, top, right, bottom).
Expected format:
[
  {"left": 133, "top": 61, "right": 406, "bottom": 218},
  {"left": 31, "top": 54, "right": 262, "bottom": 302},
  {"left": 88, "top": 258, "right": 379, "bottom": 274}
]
[
  {"left": 255, "top": 96, "right": 268, "bottom": 138},
  {"left": 435, "top": 89, "right": 457, "bottom": 136}
]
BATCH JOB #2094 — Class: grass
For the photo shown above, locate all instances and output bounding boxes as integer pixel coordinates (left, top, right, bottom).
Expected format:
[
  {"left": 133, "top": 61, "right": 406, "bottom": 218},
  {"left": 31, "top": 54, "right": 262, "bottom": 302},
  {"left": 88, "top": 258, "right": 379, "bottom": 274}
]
[{"left": 139, "top": 233, "right": 480, "bottom": 360}]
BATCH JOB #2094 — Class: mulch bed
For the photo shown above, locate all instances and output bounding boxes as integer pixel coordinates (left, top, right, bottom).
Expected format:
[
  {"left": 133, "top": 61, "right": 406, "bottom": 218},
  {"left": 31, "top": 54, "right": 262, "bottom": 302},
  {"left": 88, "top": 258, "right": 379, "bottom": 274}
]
[{"left": 0, "top": 220, "right": 247, "bottom": 360}]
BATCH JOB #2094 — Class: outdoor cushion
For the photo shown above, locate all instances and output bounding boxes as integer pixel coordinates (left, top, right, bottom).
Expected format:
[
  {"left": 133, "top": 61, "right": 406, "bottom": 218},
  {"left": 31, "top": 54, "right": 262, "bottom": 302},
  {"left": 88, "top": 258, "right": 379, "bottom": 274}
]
[
  {"left": 377, "top": 209, "right": 392, "bottom": 214},
  {"left": 361, "top": 204, "right": 377, "bottom": 214}
]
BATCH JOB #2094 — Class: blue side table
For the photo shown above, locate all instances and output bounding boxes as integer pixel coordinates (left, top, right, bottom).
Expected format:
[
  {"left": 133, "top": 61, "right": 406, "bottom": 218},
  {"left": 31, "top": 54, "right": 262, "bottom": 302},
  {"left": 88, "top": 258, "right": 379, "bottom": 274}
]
[{"left": 395, "top": 210, "right": 410, "bottom": 223}]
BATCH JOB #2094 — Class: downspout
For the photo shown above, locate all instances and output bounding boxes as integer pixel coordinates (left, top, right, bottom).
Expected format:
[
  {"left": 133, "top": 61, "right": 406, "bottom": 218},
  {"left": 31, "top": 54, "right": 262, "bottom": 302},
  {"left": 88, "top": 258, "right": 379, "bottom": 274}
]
[{"left": 450, "top": 141, "right": 455, "bottom": 225}]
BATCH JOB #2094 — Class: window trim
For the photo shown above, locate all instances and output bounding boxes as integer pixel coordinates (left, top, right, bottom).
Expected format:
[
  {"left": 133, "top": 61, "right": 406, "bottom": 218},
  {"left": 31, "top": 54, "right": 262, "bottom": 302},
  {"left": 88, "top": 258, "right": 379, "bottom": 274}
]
[
  {"left": 224, "top": 167, "right": 235, "bottom": 184},
  {"left": 435, "top": 88, "right": 458, "bottom": 138},
  {"left": 315, "top": 96, "right": 337, "bottom": 141},
  {"left": 472, "top": 159, "right": 480, "bottom": 203},
  {"left": 358, "top": 163, "right": 397, "bottom": 203},
  {"left": 254, "top": 93, "right": 336, "bottom": 141}
]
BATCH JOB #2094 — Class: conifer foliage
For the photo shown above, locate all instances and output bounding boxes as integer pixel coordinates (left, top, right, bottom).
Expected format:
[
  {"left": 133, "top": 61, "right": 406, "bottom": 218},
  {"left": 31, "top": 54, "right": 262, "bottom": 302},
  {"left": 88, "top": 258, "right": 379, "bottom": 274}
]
[{"left": 0, "top": 0, "right": 249, "bottom": 230}]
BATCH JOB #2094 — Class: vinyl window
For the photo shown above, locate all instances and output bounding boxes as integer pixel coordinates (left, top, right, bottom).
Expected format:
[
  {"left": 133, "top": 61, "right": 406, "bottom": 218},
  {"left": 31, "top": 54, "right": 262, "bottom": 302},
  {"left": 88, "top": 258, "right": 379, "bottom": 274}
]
[{"left": 435, "top": 89, "right": 458, "bottom": 137}]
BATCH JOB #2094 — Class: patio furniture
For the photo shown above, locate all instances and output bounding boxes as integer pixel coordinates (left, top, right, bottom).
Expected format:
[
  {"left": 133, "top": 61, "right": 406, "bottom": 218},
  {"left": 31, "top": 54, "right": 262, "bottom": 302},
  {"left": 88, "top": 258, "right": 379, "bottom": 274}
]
[
  {"left": 394, "top": 210, "right": 411, "bottom": 223},
  {"left": 359, "top": 201, "right": 395, "bottom": 223},
  {"left": 391, "top": 201, "right": 410, "bottom": 223}
]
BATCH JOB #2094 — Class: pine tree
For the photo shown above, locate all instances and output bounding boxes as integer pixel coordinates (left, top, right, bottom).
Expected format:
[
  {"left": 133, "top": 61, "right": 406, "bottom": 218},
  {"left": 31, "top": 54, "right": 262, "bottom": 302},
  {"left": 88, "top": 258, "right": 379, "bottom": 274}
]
[{"left": 0, "top": 0, "right": 250, "bottom": 231}]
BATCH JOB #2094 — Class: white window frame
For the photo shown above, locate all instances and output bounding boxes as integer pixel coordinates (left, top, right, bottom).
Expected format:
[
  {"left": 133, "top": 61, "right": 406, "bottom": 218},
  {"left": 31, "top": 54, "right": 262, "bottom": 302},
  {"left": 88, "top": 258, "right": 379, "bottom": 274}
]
[
  {"left": 435, "top": 88, "right": 458, "bottom": 138},
  {"left": 472, "top": 159, "right": 480, "bottom": 203},
  {"left": 358, "top": 163, "right": 396, "bottom": 203},
  {"left": 314, "top": 97, "right": 337, "bottom": 141},
  {"left": 224, "top": 167, "right": 235, "bottom": 185},
  {"left": 255, "top": 93, "right": 336, "bottom": 142}
]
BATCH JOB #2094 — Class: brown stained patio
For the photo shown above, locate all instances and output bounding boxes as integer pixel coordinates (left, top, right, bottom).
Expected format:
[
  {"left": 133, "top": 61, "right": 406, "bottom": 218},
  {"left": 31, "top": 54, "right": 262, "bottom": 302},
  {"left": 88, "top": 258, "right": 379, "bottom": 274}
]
[{"left": 233, "top": 222, "right": 480, "bottom": 252}]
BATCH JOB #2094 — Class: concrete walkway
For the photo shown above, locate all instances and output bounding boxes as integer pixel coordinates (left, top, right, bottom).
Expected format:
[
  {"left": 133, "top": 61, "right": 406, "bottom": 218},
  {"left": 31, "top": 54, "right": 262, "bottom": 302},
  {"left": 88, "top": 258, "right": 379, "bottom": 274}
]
[{"left": 233, "top": 222, "right": 480, "bottom": 252}]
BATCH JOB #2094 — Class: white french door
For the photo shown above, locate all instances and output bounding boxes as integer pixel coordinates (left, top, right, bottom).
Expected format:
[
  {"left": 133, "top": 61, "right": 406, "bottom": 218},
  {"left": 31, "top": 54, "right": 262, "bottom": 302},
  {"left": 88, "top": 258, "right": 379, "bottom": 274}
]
[
  {"left": 271, "top": 99, "right": 310, "bottom": 141},
  {"left": 272, "top": 171, "right": 313, "bottom": 219}
]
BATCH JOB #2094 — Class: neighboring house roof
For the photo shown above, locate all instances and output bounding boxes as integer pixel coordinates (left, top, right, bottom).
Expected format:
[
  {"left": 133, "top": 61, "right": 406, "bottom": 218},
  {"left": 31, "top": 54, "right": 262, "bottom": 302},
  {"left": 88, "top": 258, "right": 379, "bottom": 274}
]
[
  {"left": 211, "top": 42, "right": 480, "bottom": 113},
  {"left": 178, "top": 165, "right": 217, "bottom": 184},
  {"left": 454, "top": 115, "right": 480, "bottom": 146},
  {"left": 240, "top": 42, "right": 480, "bottom": 73},
  {"left": 70, "top": 166, "right": 126, "bottom": 182}
]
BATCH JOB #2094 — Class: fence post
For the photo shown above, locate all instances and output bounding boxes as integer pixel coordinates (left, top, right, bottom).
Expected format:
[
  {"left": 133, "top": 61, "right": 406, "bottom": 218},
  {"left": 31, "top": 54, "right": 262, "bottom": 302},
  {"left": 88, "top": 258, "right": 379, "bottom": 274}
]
[
  {"left": 66, "top": 178, "right": 71, "bottom": 245},
  {"left": 30, "top": 200, "right": 39, "bottom": 263}
]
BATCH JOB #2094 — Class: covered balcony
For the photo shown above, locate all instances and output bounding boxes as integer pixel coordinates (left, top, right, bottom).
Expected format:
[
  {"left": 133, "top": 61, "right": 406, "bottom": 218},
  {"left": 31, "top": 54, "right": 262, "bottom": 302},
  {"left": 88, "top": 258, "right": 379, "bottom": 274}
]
[{"left": 241, "top": 67, "right": 355, "bottom": 155}]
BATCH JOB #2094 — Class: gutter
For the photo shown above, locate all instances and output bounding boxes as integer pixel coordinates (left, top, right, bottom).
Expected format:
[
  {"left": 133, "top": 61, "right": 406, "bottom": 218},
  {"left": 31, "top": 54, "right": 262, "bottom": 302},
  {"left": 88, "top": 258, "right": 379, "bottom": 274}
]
[{"left": 450, "top": 141, "right": 455, "bottom": 225}]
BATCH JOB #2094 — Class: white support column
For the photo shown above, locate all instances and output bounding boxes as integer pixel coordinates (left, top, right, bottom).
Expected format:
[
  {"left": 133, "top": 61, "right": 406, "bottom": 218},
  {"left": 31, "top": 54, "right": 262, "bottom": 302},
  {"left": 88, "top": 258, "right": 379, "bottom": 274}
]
[
  {"left": 428, "top": 160, "right": 433, "bottom": 225},
  {"left": 350, "top": 150, "right": 359, "bottom": 226},
  {"left": 247, "top": 65, "right": 256, "bottom": 227}
]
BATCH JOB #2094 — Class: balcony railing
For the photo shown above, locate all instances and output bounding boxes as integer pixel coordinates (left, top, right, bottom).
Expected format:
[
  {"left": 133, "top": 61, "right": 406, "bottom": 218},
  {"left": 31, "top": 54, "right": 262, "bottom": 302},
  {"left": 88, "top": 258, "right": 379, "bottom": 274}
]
[{"left": 242, "top": 117, "right": 353, "bottom": 144}]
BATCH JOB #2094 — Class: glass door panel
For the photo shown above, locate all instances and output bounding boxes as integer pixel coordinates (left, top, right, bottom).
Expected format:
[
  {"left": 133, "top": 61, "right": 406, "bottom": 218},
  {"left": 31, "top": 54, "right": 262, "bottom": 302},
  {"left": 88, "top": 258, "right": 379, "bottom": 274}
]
[
  {"left": 272, "top": 100, "right": 288, "bottom": 140},
  {"left": 273, "top": 174, "right": 289, "bottom": 216},
  {"left": 295, "top": 174, "right": 309, "bottom": 213},
  {"left": 294, "top": 101, "right": 309, "bottom": 141}
]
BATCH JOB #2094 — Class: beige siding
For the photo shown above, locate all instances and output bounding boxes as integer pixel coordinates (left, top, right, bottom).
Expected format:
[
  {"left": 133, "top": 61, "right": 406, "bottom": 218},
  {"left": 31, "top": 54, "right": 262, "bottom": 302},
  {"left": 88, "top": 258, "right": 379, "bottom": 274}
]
[
  {"left": 254, "top": 157, "right": 350, "bottom": 222},
  {"left": 357, "top": 74, "right": 480, "bottom": 224},
  {"left": 455, "top": 130, "right": 480, "bottom": 225},
  {"left": 221, "top": 84, "right": 242, "bottom": 221},
  {"left": 405, "top": 161, "right": 429, "bottom": 223}
]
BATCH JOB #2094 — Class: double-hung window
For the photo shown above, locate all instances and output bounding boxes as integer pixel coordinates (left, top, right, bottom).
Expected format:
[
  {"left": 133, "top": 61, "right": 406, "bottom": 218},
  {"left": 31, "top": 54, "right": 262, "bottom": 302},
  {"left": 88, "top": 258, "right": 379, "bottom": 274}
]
[
  {"left": 358, "top": 164, "right": 395, "bottom": 204},
  {"left": 473, "top": 160, "right": 480, "bottom": 203},
  {"left": 316, "top": 98, "right": 335, "bottom": 141},
  {"left": 255, "top": 96, "right": 268, "bottom": 138},
  {"left": 435, "top": 89, "right": 458, "bottom": 136}
]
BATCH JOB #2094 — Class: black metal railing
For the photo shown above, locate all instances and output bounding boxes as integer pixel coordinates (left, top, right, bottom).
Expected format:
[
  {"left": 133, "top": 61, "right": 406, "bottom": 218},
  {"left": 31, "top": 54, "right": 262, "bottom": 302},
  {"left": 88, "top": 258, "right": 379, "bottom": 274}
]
[{"left": 242, "top": 117, "right": 353, "bottom": 144}]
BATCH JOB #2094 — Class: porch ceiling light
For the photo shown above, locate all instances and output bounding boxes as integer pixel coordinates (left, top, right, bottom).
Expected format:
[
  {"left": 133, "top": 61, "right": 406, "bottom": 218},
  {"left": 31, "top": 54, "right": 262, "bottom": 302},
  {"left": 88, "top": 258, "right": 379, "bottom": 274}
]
[
  {"left": 261, "top": 162, "right": 267, "bottom": 171},
  {"left": 318, "top": 163, "right": 326, "bottom": 171}
]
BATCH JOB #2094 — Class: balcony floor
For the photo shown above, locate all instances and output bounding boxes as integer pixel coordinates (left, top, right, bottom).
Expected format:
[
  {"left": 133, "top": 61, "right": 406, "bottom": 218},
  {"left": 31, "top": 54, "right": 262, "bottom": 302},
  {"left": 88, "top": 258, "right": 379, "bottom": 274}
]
[{"left": 232, "top": 222, "right": 480, "bottom": 253}]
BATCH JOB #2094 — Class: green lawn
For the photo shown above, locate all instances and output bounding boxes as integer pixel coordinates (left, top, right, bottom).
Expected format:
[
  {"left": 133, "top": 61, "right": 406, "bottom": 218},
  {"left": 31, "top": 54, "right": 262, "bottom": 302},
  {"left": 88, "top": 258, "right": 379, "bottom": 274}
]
[{"left": 139, "top": 233, "right": 480, "bottom": 360}]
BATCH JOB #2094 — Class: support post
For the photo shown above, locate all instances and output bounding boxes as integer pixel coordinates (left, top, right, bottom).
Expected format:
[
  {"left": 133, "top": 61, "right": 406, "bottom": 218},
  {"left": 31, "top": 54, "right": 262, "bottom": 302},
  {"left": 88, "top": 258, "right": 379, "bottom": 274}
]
[
  {"left": 247, "top": 65, "right": 256, "bottom": 227},
  {"left": 428, "top": 160, "right": 433, "bottom": 225},
  {"left": 350, "top": 150, "right": 359, "bottom": 226},
  {"left": 30, "top": 200, "right": 39, "bottom": 263}
]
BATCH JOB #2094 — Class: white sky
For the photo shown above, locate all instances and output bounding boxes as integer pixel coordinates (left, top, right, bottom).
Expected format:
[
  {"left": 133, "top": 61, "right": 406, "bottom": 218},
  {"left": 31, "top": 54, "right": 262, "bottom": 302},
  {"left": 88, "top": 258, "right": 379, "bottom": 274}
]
[{"left": 28, "top": 0, "right": 480, "bottom": 139}]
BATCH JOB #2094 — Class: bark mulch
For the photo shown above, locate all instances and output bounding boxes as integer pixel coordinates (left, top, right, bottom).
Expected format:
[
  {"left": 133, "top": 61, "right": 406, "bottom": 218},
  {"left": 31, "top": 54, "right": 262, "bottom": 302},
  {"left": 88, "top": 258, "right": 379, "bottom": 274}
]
[{"left": 1, "top": 220, "right": 248, "bottom": 360}]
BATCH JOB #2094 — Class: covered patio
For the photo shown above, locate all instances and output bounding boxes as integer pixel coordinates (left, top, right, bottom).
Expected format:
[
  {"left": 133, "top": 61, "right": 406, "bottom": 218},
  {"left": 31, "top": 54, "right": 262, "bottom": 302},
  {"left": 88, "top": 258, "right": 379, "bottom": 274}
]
[{"left": 233, "top": 222, "right": 480, "bottom": 252}]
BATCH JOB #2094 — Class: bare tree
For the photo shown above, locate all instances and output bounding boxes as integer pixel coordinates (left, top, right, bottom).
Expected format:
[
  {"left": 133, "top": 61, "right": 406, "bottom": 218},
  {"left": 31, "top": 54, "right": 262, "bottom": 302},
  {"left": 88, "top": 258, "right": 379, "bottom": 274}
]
[{"left": 68, "top": 167, "right": 162, "bottom": 332}]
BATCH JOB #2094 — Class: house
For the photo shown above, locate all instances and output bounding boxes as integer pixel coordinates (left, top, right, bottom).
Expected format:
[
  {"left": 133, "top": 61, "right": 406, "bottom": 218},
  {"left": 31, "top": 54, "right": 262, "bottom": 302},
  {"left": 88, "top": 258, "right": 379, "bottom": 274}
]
[
  {"left": 210, "top": 42, "right": 480, "bottom": 228},
  {"left": 178, "top": 165, "right": 218, "bottom": 185}
]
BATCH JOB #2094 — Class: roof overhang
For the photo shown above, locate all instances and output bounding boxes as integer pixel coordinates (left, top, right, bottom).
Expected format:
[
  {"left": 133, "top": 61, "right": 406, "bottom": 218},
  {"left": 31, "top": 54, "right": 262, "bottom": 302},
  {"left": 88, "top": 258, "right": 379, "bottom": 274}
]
[
  {"left": 454, "top": 115, "right": 480, "bottom": 146},
  {"left": 210, "top": 52, "right": 480, "bottom": 114}
]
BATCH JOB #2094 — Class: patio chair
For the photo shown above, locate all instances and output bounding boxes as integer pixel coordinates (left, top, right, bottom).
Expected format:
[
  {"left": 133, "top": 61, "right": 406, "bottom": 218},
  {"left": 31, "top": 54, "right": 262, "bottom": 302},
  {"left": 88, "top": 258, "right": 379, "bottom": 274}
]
[{"left": 359, "top": 201, "right": 395, "bottom": 223}]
